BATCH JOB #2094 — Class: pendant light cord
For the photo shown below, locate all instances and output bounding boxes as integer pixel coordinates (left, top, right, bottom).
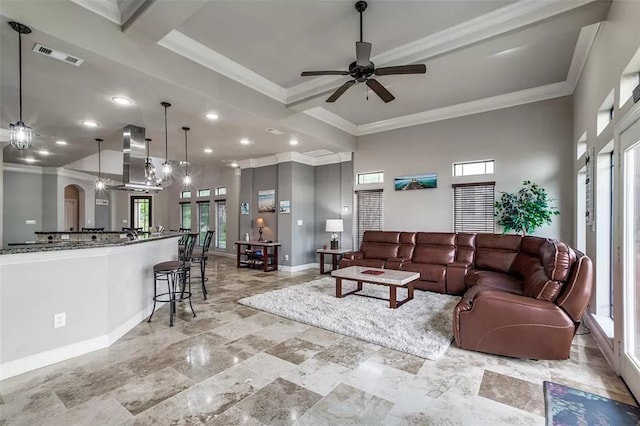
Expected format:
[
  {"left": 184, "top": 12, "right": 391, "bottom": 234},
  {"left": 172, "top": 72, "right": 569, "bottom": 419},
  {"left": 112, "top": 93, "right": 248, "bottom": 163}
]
[
  {"left": 184, "top": 128, "right": 189, "bottom": 175},
  {"left": 164, "top": 105, "right": 168, "bottom": 161},
  {"left": 97, "top": 140, "right": 102, "bottom": 179},
  {"left": 18, "top": 31, "right": 23, "bottom": 122}
]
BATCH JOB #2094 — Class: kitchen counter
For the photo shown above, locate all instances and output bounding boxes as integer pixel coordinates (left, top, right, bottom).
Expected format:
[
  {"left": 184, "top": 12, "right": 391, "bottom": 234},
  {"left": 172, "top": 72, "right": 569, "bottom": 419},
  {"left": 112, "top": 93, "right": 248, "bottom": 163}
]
[{"left": 0, "top": 232, "right": 181, "bottom": 255}]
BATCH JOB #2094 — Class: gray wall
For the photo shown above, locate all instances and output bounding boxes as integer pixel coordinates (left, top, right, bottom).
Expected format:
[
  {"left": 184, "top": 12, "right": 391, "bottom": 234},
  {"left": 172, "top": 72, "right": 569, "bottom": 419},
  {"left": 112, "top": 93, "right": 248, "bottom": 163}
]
[
  {"left": 291, "top": 162, "right": 316, "bottom": 265},
  {"left": 355, "top": 97, "right": 574, "bottom": 243},
  {"left": 314, "top": 161, "right": 354, "bottom": 252},
  {"left": 0, "top": 150, "right": 3, "bottom": 246},
  {"left": 42, "top": 172, "right": 59, "bottom": 231},
  {"left": 3, "top": 170, "right": 43, "bottom": 244},
  {"left": 239, "top": 165, "right": 279, "bottom": 242}
]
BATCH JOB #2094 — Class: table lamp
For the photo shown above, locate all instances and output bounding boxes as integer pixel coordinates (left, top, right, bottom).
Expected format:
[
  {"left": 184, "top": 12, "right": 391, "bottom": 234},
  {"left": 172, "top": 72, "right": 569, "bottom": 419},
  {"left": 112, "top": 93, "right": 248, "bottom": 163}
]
[
  {"left": 256, "top": 217, "right": 266, "bottom": 242},
  {"left": 325, "top": 219, "right": 343, "bottom": 250}
]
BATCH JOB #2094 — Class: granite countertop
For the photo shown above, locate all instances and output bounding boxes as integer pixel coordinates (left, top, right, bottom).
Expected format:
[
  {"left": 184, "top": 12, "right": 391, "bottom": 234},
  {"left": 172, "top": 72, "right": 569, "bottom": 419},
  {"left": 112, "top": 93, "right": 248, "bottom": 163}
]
[{"left": 0, "top": 233, "right": 182, "bottom": 255}]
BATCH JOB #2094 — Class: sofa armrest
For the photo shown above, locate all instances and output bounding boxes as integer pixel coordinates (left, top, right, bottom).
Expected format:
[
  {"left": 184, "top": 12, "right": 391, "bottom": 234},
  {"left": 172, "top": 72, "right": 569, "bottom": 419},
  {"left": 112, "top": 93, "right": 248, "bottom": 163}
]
[
  {"left": 385, "top": 257, "right": 411, "bottom": 270},
  {"left": 342, "top": 251, "right": 364, "bottom": 261},
  {"left": 454, "top": 290, "right": 575, "bottom": 359},
  {"left": 446, "top": 262, "right": 471, "bottom": 295}
]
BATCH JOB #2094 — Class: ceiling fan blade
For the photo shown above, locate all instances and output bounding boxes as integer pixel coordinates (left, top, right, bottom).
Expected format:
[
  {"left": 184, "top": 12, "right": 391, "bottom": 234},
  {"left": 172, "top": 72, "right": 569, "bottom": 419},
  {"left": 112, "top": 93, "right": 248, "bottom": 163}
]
[
  {"left": 301, "top": 70, "right": 349, "bottom": 76},
  {"left": 356, "top": 41, "right": 372, "bottom": 66},
  {"left": 366, "top": 79, "right": 395, "bottom": 103},
  {"left": 374, "top": 64, "right": 426, "bottom": 76},
  {"left": 326, "top": 80, "right": 356, "bottom": 102}
]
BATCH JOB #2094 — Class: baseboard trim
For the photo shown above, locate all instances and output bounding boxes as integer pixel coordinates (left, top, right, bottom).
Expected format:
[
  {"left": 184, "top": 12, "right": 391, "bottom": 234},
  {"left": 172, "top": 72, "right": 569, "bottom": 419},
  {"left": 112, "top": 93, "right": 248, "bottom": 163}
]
[
  {"left": 0, "top": 303, "right": 159, "bottom": 381},
  {"left": 211, "top": 251, "right": 235, "bottom": 258},
  {"left": 280, "top": 263, "right": 318, "bottom": 272}
]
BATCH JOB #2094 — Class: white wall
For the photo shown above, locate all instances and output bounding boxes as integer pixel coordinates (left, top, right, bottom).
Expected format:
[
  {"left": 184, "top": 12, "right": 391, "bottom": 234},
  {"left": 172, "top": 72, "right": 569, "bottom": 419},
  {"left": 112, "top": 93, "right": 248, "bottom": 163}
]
[{"left": 355, "top": 97, "right": 573, "bottom": 242}]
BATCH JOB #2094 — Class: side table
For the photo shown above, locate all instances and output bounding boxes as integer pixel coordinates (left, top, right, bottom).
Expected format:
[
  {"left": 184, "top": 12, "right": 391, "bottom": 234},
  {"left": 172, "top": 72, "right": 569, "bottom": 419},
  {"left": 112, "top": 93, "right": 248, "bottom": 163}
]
[{"left": 317, "top": 248, "right": 350, "bottom": 274}]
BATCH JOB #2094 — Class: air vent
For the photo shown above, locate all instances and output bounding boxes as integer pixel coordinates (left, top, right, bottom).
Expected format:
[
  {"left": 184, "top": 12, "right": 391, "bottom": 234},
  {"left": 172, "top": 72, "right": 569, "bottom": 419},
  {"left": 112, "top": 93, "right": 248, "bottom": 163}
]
[
  {"left": 264, "top": 128, "right": 284, "bottom": 135},
  {"left": 303, "top": 149, "right": 334, "bottom": 157},
  {"left": 32, "top": 43, "right": 84, "bottom": 67}
]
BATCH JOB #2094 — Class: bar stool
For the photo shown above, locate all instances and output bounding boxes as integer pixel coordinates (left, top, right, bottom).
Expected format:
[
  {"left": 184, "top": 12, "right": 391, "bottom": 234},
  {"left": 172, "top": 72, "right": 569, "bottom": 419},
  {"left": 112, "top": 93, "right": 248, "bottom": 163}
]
[
  {"left": 191, "top": 230, "right": 214, "bottom": 299},
  {"left": 148, "top": 232, "right": 198, "bottom": 326}
]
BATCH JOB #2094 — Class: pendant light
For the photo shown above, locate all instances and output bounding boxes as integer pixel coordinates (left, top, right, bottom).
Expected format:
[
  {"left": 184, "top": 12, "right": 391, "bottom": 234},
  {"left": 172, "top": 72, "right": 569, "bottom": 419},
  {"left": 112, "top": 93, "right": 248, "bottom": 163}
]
[
  {"left": 160, "top": 101, "right": 172, "bottom": 185},
  {"left": 8, "top": 22, "right": 33, "bottom": 150},
  {"left": 182, "top": 126, "right": 191, "bottom": 186},
  {"left": 95, "top": 138, "right": 105, "bottom": 191},
  {"left": 144, "top": 138, "right": 160, "bottom": 185}
]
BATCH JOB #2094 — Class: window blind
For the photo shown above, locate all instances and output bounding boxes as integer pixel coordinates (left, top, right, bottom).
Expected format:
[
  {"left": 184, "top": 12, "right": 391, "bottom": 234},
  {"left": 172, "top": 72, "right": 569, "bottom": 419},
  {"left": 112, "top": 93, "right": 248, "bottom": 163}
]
[
  {"left": 452, "top": 182, "right": 495, "bottom": 233},
  {"left": 356, "top": 189, "right": 383, "bottom": 248}
]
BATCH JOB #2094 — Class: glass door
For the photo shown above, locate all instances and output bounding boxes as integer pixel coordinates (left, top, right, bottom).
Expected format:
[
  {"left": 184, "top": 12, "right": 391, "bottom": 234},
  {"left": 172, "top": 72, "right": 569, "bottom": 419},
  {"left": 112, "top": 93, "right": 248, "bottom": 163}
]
[
  {"left": 215, "top": 200, "right": 227, "bottom": 249},
  {"left": 620, "top": 113, "right": 640, "bottom": 401},
  {"left": 197, "top": 202, "right": 210, "bottom": 245},
  {"left": 130, "top": 196, "right": 152, "bottom": 231}
]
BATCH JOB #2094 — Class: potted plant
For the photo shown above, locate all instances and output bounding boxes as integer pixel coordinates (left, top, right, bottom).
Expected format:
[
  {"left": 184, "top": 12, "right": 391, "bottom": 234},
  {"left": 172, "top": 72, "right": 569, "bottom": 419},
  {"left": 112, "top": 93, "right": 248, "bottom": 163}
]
[{"left": 494, "top": 180, "right": 560, "bottom": 236}]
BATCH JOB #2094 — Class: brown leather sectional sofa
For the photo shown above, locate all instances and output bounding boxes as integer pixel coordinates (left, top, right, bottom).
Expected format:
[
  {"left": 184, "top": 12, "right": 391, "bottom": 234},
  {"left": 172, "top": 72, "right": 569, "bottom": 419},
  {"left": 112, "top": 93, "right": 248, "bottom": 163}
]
[{"left": 338, "top": 231, "right": 593, "bottom": 360}]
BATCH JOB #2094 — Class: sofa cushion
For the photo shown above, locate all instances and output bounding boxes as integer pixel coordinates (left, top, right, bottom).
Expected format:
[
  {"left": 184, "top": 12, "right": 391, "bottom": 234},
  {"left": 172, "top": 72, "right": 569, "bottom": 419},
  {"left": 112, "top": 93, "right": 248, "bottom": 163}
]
[
  {"left": 402, "top": 263, "right": 446, "bottom": 283},
  {"left": 541, "top": 240, "right": 576, "bottom": 281},
  {"left": 465, "top": 270, "right": 524, "bottom": 295},
  {"left": 455, "top": 233, "right": 476, "bottom": 264},
  {"left": 510, "top": 236, "right": 546, "bottom": 278},
  {"left": 362, "top": 231, "right": 400, "bottom": 245},
  {"left": 523, "top": 263, "right": 562, "bottom": 302},
  {"left": 415, "top": 232, "right": 456, "bottom": 246},
  {"left": 352, "top": 258, "right": 386, "bottom": 269},
  {"left": 398, "top": 232, "right": 416, "bottom": 259},
  {"left": 475, "top": 234, "right": 522, "bottom": 273},
  {"left": 412, "top": 246, "right": 455, "bottom": 265},
  {"left": 363, "top": 243, "right": 398, "bottom": 260}
]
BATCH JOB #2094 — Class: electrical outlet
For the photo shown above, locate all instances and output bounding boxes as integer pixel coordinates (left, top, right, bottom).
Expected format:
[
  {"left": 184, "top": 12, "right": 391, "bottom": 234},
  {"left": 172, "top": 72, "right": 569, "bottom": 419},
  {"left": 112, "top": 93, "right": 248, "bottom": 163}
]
[
  {"left": 284, "top": 254, "right": 289, "bottom": 261},
  {"left": 54, "top": 312, "right": 66, "bottom": 328}
]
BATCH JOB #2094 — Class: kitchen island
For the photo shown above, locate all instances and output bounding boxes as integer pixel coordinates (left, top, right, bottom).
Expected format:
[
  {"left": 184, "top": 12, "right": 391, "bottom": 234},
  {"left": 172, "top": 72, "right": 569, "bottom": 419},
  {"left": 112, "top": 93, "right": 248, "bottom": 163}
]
[{"left": 0, "top": 233, "right": 182, "bottom": 380}]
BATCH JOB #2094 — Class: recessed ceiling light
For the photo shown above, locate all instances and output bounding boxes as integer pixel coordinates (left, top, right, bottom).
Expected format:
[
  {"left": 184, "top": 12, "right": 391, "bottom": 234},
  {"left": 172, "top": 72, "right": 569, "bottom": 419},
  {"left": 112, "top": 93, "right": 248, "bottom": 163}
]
[
  {"left": 111, "top": 96, "right": 132, "bottom": 105},
  {"left": 55, "top": 140, "right": 67, "bottom": 145},
  {"left": 230, "top": 162, "right": 239, "bottom": 168},
  {"left": 265, "top": 127, "right": 284, "bottom": 135},
  {"left": 38, "top": 149, "right": 50, "bottom": 155},
  {"left": 81, "top": 120, "right": 99, "bottom": 127},
  {"left": 240, "top": 139, "right": 250, "bottom": 145},
  {"left": 23, "top": 157, "right": 37, "bottom": 163},
  {"left": 204, "top": 112, "right": 219, "bottom": 120},
  {"left": 204, "top": 148, "right": 213, "bottom": 154},
  {"left": 289, "top": 139, "right": 299, "bottom": 145}
]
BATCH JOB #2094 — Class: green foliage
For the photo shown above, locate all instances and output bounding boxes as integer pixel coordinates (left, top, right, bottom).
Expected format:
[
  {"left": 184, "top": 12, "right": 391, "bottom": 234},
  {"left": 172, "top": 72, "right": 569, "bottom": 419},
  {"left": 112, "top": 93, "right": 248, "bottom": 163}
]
[{"left": 494, "top": 180, "right": 560, "bottom": 236}]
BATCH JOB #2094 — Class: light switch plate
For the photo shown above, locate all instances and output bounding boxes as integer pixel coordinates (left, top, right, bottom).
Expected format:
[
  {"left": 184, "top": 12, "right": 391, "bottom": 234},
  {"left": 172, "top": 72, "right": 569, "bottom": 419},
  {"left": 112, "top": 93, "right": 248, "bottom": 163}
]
[
  {"left": 26, "top": 219, "right": 36, "bottom": 225},
  {"left": 297, "top": 220, "right": 303, "bottom": 226},
  {"left": 61, "top": 234, "right": 70, "bottom": 240}
]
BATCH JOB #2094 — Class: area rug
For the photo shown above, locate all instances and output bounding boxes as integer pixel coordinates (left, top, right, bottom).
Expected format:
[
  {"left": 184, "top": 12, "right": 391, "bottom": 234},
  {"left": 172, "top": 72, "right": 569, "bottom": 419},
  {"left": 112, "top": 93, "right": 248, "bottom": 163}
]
[
  {"left": 544, "top": 381, "right": 640, "bottom": 426},
  {"left": 237, "top": 277, "right": 460, "bottom": 360}
]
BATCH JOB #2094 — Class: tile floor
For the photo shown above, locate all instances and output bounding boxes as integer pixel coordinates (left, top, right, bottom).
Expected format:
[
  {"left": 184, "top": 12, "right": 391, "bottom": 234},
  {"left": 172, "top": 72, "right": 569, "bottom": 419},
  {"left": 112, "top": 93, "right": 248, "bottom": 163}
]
[{"left": 0, "top": 256, "right": 636, "bottom": 425}]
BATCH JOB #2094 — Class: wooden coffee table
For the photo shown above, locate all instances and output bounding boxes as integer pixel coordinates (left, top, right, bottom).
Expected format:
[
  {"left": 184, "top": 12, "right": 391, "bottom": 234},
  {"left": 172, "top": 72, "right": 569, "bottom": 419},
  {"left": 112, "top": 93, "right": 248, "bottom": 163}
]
[{"left": 331, "top": 266, "right": 420, "bottom": 309}]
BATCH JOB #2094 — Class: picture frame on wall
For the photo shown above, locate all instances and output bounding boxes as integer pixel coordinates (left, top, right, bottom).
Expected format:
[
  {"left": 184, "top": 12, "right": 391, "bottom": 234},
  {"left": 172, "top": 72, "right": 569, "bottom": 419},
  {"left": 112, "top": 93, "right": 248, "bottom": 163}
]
[
  {"left": 279, "top": 200, "right": 291, "bottom": 214},
  {"left": 258, "top": 189, "right": 276, "bottom": 213},
  {"left": 240, "top": 202, "right": 249, "bottom": 215},
  {"left": 394, "top": 173, "right": 437, "bottom": 191}
]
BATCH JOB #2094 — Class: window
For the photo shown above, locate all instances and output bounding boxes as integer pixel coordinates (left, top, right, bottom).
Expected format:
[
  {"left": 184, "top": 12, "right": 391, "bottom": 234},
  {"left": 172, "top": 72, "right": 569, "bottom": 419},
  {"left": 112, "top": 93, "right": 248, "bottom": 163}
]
[
  {"left": 180, "top": 191, "right": 191, "bottom": 199},
  {"left": 453, "top": 160, "right": 494, "bottom": 177},
  {"left": 452, "top": 182, "right": 495, "bottom": 233},
  {"left": 597, "top": 89, "right": 614, "bottom": 136},
  {"left": 180, "top": 202, "right": 191, "bottom": 229},
  {"left": 216, "top": 200, "right": 227, "bottom": 249},
  {"left": 595, "top": 147, "right": 614, "bottom": 319},
  {"left": 577, "top": 132, "right": 587, "bottom": 160},
  {"left": 197, "top": 189, "right": 210, "bottom": 197},
  {"left": 355, "top": 189, "right": 383, "bottom": 248},
  {"left": 215, "top": 187, "right": 227, "bottom": 196},
  {"left": 197, "top": 202, "right": 210, "bottom": 245},
  {"left": 357, "top": 171, "right": 383, "bottom": 185},
  {"left": 130, "top": 196, "right": 152, "bottom": 230}
]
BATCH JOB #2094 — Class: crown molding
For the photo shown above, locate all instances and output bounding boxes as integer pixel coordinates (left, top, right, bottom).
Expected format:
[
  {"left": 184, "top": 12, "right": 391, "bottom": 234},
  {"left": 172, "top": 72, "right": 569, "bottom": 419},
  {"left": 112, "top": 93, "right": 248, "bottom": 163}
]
[
  {"left": 3, "top": 163, "right": 43, "bottom": 174},
  {"left": 358, "top": 82, "right": 572, "bottom": 135},
  {"left": 158, "top": 30, "right": 287, "bottom": 103},
  {"left": 239, "top": 151, "right": 352, "bottom": 169},
  {"left": 286, "top": 0, "right": 597, "bottom": 104},
  {"left": 566, "top": 22, "right": 601, "bottom": 91},
  {"left": 57, "top": 167, "right": 98, "bottom": 182},
  {"left": 70, "top": 0, "right": 122, "bottom": 25},
  {"left": 303, "top": 107, "right": 359, "bottom": 136}
]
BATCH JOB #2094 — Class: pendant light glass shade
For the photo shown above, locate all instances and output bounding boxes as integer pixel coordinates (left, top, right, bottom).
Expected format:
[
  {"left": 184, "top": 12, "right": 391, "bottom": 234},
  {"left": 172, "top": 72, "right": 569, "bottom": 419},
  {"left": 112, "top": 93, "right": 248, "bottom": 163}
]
[
  {"left": 160, "top": 102, "right": 173, "bottom": 186},
  {"left": 8, "top": 22, "right": 33, "bottom": 150},
  {"left": 95, "top": 138, "right": 105, "bottom": 191},
  {"left": 144, "top": 138, "right": 160, "bottom": 185},
  {"left": 182, "top": 126, "right": 191, "bottom": 186}
]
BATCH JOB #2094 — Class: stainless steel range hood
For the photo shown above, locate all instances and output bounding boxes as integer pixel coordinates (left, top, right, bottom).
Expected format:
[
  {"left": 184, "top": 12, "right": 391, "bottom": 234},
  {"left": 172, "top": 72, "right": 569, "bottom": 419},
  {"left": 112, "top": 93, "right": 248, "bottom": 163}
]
[{"left": 110, "top": 124, "right": 163, "bottom": 192}]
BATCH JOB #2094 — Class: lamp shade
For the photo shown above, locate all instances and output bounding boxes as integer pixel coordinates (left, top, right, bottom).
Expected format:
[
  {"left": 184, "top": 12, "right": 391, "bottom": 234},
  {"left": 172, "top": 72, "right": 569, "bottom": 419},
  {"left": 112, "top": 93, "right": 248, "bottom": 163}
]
[
  {"left": 255, "top": 217, "right": 265, "bottom": 227},
  {"left": 325, "top": 219, "right": 344, "bottom": 233}
]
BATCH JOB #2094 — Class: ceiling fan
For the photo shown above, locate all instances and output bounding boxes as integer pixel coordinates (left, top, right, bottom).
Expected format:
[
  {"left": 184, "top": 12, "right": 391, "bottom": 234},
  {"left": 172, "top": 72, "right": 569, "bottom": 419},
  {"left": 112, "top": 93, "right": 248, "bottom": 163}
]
[{"left": 300, "top": 1, "right": 426, "bottom": 103}]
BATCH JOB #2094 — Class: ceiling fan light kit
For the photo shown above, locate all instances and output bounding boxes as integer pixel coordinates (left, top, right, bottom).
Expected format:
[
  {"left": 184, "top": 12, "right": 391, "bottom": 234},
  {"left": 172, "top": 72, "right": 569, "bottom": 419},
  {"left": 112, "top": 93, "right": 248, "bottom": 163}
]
[
  {"left": 8, "top": 21, "right": 34, "bottom": 150},
  {"left": 300, "top": 1, "right": 426, "bottom": 103}
]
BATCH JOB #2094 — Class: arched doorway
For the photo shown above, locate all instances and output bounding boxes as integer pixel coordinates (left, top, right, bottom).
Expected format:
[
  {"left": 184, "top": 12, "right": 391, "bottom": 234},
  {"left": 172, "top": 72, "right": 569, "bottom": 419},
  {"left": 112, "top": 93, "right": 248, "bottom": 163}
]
[{"left": 64, "top": 185, "right": 82, "bottom": 231}]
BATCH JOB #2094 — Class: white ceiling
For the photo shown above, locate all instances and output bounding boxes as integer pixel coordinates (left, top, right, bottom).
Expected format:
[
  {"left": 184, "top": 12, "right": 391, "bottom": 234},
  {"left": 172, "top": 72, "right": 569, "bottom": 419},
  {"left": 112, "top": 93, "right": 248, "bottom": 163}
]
[{"left": 0, "top": 0, "right": 611, "bottom": 170}]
